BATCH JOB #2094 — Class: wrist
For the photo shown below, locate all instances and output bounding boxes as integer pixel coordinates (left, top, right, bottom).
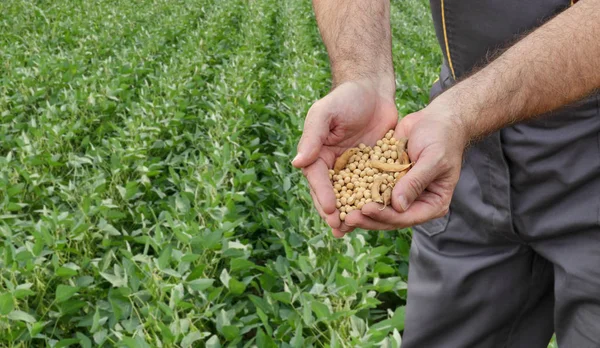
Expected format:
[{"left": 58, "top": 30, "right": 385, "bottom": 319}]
[
  {"left": 426, "top": 92, "right": 472, "bottom": 149},
  {"left": 333, "top": 72, "right": 396, "bottom": 102}
]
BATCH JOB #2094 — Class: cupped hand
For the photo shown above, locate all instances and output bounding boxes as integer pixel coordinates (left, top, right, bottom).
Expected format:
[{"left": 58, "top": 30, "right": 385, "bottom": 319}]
[
  {"left": 292, "top": 79, "right": 398, "bottom": 237},
  {"left": 344, "top": 102, "right": 469, "bottom": 231}
]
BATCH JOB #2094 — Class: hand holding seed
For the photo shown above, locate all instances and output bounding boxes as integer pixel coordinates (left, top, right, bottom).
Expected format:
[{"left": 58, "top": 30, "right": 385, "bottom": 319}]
[
  {"left": 291, "top": 80, "right": 400, "bottom": 237},
  {"left": 342, "top": 106, "right": 468, "bottom": 232},
  {"left": 329, "top": 129, "right": 413, "bottom": 221}
]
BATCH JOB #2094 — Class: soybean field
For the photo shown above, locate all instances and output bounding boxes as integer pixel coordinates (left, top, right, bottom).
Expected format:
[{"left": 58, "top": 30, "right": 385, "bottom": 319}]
[{"left": 1, "top": 0, "right": 559, "bottom": 347}]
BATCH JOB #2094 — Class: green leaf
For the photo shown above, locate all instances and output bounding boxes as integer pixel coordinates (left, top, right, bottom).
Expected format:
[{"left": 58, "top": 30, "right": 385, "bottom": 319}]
[
  {"left": 118, "top": 336, "right": 150, "bottom": 348},
  {"left": 56, "top": 285, "right": 79, "bottom": 303},
  {"left": 239, "top": 168, "right": 256, "bottom": 184},
  {"left": 181, "top": 253, "right": 201, "bottom": 262},
  {"left": 256, "top": 328, "right": 277, "bottom": 348},
  {"left": 56, "top": 338, "right": 80, "bottom": 348},
  {"left": 13, "top": 288, "right": 35, "bottom": 299},
  {"left": 91, "top": 308, "right": 101, "bottom": 333},
  {"left": 271, "top": 292, "right": 292, "bottom": 304},
  {"left": 291, "top": 323, "right": 305, "bottom": 348},
  {"left": 158, "top": 244, "right": 172, "bottom": 269},
  {"left": 230, "top": 258, "right": 255, "bottom": 273},
  {"left": 249, "top": 295, "right": 271, "bottom": 315},
  {"left": 228, "top": 278, "right": 246, "bottom": 295},
  {"left": 221, "top": 325, "right": 240, "bottom": 341},
  {"left": 56, "top": 266, "right": 78, "bottom": 277},
  {"left": 369, "top": 318, "right": 393, "bottom": 337},
  {"left": 216, "top": 309, "right": 231, "bottom": 334},
  {"left": 8, "top": 310, "right": 36, "bottom": 323},
  {"left": 100, "top": 272, "right": 127, "bottom": 287},
  {"left": 372, "top": 277, "right": 407, "bottom": 293},
  {"left": 187, "top": 279, "right": 214, "bottom": 291},
  {"left": 391, "top": 306, "right": 406, "bottom": 331},
  {"left": 0, "top": 293, "right": 14, "bottom": 315},
  {"left": 175, "top": 195, "right": 190, "bottom": 213},
  {"left": 30, "top": 321, "right": 47, "bottom": 336},
  {"left": 350, "top": 316, "right": 366, "bottom": 337},
  {"left": 374, "top": 262, "right": 396, "bottom": 275},
  {"left": 255, "top": 307, "right": 273, "bottom": 336},
  {"left": 124, "top": 181, "right": 139, "bottom": 201},
  {"left": 202, "top": 229, "right": 223, "bottom": 250},
  {"left": 219, "top": 269, "right": 231, "bottom": 289},
  {"left": 181, "top": 331, "right": 202, "bottom": 347},
  {"left": 76, "top": 332, "right": 93, "bottom": 348},
  {"left": 185, "top": 264, "right": 206, "bottom": 281},
  {"left": 205, "top": 335, "right": 221, "bottom": 348},
  {"left": 311, "top": 300, "right": 331, "bottom": 321},
  {"left": 302, "top": 300, "right": 313, "bottom": 326}
]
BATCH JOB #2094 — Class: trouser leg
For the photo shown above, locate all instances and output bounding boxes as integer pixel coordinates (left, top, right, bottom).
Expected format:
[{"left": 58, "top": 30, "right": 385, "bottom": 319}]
[{"left": 402, "top": 140, "right": 555, "bottom": 348}]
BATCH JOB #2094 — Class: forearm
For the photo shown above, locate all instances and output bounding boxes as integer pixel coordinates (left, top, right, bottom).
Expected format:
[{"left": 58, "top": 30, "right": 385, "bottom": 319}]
[
  {"left": 435, "top": 0, "right": 600, "bottom": 143},
  {"left": 312, "top": 0, "right": 395, "bottom": 96}
]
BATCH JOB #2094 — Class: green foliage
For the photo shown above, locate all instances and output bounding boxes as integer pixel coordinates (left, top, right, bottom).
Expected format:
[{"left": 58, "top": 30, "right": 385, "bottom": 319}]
[{"left": 4, "top": 0, "right": 555, "bottom": 347}]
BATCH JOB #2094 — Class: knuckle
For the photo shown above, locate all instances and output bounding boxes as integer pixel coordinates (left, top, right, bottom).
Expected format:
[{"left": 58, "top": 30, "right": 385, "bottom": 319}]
[
  {"left": 307, "top": 100, "right": 327, "bottom": 118},
  {"left": 438, "top": 205, "right": 450, "bottom": 218},
  {"left": 436, "top": 156, "right": 452, "bottom": 172}
]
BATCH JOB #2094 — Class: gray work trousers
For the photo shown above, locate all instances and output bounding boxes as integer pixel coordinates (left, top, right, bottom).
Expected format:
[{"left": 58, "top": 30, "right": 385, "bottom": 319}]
[{"left": 402, "top": 80, "right": 600, "bottom": 347}]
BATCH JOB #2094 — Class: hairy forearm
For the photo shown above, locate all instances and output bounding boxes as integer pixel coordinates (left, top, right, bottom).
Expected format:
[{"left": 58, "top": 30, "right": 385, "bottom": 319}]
[
  {"left": 312, "top": 0, "right": 395, "bottom": 96},
  {"left": 435, "top": 0, "right": 600, "bottom": 143}
]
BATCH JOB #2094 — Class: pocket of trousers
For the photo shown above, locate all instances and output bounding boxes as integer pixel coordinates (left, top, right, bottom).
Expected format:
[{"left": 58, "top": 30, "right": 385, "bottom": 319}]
[{"left": 413, "top": 209, "right": 451, "bottom": 237}]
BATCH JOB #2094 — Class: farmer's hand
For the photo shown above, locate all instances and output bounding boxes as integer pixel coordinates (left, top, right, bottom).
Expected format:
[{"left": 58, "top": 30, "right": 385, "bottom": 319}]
[
  {"left": 344, "top": 102, "right": 469, "bottom": 231},
  {"left": 292, "top": 79, "right": 398, "bottom": 238}
]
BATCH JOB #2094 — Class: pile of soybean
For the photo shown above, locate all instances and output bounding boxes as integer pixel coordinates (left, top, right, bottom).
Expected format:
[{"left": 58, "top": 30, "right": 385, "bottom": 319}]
[{"left": 328, "top": 129, "right": 412, "bottom": 221}]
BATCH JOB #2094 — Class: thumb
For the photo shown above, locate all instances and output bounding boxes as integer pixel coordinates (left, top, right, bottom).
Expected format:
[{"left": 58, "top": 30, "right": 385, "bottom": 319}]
[
  {"left": 292, "top": 103, "right": 331, "bottom": 168},
  {"left": 391, "top": 149, "right": 440, "bottom": 212}
]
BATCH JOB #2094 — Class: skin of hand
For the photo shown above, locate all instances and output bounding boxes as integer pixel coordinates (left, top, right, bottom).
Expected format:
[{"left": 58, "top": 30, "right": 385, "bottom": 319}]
[
  {"left": 291, "top": 78, "right": 399, "bottom": 237},
  {"left": 344, "top": 101, "right": 468, "bottom": 231}
]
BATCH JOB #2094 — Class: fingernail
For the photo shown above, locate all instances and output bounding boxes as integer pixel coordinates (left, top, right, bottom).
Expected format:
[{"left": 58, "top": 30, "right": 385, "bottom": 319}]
[{"left": 398, "top": 195, "right": 409, "bottom": 211}]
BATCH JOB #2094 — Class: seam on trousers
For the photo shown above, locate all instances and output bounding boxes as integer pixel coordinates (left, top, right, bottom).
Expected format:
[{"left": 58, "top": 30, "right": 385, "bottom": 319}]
[
  {"left": 503, "top": 254, "right": 546, "bottom": 347},
  {"left": 487, "top": 137, "right": 521, "bottom": 244},
  {"left": 498, "top": 132, "right": 521, "bottom": 241},
  {"left": 502, "top": 268, "right": 533, "bottom": 346}
]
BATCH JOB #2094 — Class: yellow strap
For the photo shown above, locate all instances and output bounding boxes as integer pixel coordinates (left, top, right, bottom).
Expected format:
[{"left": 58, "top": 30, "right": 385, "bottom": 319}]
[{"left": 441, "top": 0, "right": 456, "bottom": 79}]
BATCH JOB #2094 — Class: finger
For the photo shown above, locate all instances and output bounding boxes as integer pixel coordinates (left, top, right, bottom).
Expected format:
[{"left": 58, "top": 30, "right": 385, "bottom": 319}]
[
  {"left": 331, "top": 228, "right": 346, "bottom": 238},
  {"left": 362, "top": 195, "right": 447, "bottom": 228},
  {"left": 302, "top": 158, "right": 337, "bottom": 214},
  {"left": 344, "top": 210, "right": 397, "bottom": 231},
  {"left": 310, "top": 188, "right": 341, "bottom": 229},
  {"left": 339, "top": 221, "right": 356, "bottom": 234},
  {"left": 292, "top": 102, "right": 331, "bottom": 168},
  {"left": 391, "top": 148, "right": 442, "bottom": 212}
]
